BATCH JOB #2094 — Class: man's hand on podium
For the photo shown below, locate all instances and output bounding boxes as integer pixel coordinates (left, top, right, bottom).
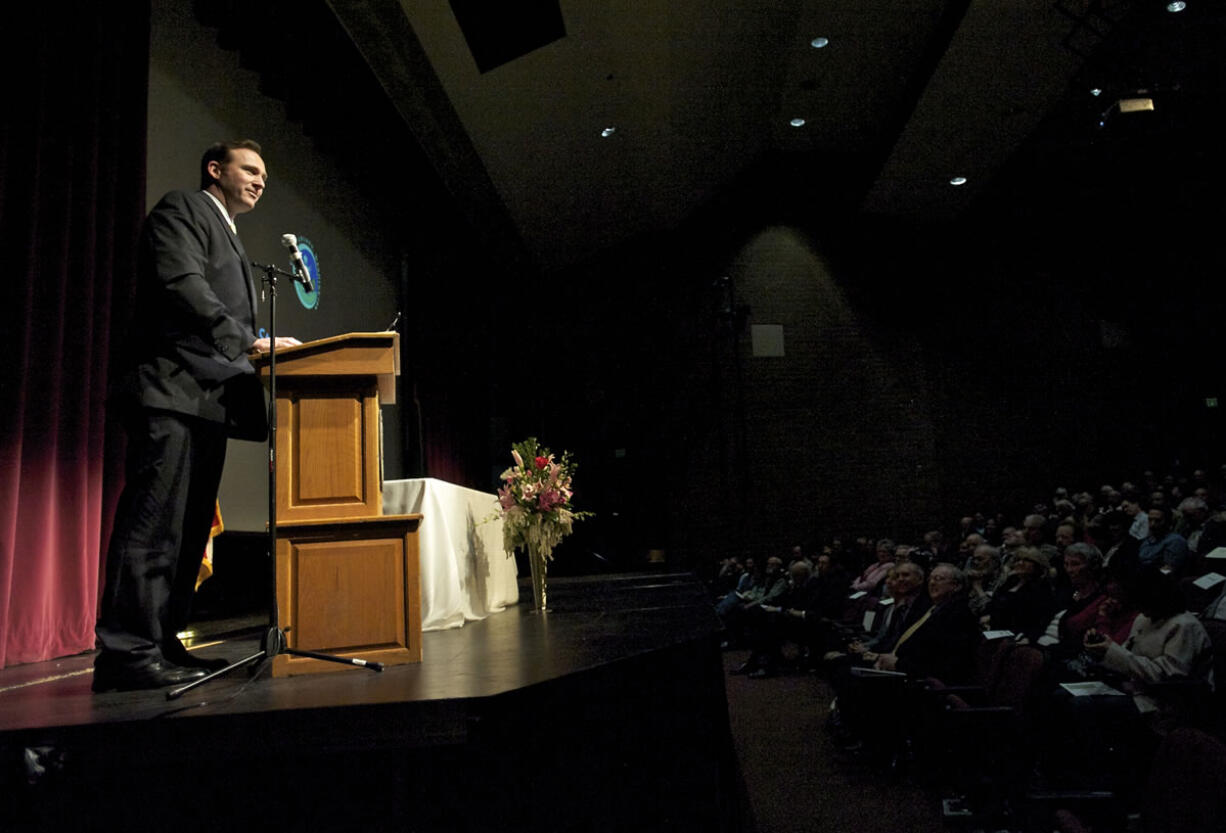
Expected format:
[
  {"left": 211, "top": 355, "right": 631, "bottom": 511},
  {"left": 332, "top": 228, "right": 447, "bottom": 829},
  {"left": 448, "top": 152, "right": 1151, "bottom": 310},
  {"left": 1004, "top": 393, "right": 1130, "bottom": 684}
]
[{"left": 252, "top": 336, "right": 303, "bottom": 353}]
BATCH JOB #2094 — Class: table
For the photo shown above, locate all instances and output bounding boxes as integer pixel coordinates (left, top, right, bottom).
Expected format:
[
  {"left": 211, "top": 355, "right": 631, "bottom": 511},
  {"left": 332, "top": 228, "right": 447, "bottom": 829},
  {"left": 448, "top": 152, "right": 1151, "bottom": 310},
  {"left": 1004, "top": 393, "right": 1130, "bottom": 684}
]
[{"left": 382, "top": 478, "right": 519, "bottom": 630}]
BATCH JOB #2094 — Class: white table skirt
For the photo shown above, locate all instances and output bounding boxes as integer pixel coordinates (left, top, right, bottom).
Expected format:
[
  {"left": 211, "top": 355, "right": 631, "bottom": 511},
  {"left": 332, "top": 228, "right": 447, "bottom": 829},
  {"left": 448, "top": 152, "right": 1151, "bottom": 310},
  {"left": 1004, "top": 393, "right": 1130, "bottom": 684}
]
[{"left": 382, "top": 478, "right": 519, "bottom": 631}]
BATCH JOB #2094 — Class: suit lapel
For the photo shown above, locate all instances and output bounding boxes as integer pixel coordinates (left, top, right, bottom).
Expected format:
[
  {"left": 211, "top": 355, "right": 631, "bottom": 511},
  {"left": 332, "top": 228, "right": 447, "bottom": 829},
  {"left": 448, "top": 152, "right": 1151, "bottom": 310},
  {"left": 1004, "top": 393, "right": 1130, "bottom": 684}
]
[
  {"left": 192, "top": 190, "right": 259, "bottom": 323},
  {"left": 233, "top": 235, "right": 258, "bottom": 322}
]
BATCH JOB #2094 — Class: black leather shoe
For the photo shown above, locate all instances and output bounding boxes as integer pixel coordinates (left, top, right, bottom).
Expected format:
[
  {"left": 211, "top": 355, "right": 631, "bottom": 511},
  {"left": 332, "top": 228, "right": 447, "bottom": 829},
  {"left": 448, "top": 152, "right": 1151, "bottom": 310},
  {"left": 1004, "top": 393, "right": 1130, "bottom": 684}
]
[
  {"left": 92, "top": 659, "right": 207, "bottom": 693},
  {"left": 161, "top": 640, "right": 232, "bottom": 672}
]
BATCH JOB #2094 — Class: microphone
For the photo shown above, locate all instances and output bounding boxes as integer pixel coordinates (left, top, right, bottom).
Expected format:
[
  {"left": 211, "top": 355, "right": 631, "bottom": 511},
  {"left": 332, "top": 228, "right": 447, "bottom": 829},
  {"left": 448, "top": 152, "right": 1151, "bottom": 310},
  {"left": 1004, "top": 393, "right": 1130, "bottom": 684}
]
[{"left": 280, "top": 233, "right": 315, "bottom": 293}]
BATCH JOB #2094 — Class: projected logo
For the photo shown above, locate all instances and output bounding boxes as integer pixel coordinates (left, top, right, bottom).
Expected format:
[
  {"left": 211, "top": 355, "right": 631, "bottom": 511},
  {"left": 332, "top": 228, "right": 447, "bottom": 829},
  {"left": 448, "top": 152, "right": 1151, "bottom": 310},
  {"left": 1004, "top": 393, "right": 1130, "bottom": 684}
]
[{"left": 292, "top": 235, "right": 321, "bottom": 310}]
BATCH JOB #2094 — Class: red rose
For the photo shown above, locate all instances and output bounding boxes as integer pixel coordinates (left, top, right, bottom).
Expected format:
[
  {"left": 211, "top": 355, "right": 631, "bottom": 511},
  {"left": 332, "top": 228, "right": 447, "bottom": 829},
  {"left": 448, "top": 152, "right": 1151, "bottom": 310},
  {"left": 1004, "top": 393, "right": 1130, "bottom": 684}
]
[{"left": 534, "top": 456, "right": 549, "bottom": 469}]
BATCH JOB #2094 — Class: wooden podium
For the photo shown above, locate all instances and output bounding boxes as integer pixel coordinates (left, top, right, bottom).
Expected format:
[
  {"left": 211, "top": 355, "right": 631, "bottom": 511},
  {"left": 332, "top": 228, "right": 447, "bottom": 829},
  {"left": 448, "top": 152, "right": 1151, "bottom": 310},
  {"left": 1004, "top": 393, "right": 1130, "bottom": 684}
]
[{"left": 255, "top": 332, "right": 423, "bottom": 676}]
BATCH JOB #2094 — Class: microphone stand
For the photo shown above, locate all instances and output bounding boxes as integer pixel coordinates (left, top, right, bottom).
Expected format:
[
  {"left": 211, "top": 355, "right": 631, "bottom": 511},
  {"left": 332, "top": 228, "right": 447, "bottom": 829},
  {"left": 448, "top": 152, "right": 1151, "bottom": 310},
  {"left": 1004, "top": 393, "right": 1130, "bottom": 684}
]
[{"left": 168, "top": 261, "right": 383, "bottom": 700}]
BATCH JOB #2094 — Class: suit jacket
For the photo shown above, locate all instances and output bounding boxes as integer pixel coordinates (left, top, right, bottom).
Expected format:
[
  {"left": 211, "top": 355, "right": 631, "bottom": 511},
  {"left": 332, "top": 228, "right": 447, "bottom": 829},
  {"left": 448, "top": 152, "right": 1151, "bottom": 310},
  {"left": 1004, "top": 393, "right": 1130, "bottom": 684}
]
[
  {"left": 867, "top": 592, "right": 932, "bottom": 653},
  {"left": 119, "top": 190, "right": 266, "bottom": 440},
  {"left": 894, "top": 595, "right": 981, "bottom": 683}
]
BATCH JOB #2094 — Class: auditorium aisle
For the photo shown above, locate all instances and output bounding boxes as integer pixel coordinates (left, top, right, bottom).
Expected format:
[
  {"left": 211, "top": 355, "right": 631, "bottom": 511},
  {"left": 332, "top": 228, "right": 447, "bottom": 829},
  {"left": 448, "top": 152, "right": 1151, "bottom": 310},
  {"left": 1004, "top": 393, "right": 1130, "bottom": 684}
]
[{"left": 723, "top": 649, "right": 945, "bottom": 833}]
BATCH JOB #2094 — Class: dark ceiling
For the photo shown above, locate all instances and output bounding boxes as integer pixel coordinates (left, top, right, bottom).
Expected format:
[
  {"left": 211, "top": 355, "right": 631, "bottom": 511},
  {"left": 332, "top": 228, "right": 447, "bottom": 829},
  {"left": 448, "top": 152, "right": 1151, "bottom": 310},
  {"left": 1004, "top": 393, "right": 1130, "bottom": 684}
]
[{"left": 197, "top": 0, "right": 1225, "bottom": 276}]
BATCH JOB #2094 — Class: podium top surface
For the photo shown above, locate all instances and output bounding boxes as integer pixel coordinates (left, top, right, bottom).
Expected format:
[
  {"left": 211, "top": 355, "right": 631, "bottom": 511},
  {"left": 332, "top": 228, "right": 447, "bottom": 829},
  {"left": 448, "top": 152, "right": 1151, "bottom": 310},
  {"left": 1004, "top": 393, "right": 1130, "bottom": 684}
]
[{"left": 252, "top": 331, "right": 400, "bottom": 403}]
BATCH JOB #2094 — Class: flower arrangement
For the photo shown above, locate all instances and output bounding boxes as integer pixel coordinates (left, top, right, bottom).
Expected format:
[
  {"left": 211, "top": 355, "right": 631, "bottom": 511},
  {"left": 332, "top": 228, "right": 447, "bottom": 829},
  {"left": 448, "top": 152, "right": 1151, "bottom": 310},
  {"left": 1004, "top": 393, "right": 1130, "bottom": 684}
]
[{"left": 496, "top": 437, "right": 591, "bottom": 563}]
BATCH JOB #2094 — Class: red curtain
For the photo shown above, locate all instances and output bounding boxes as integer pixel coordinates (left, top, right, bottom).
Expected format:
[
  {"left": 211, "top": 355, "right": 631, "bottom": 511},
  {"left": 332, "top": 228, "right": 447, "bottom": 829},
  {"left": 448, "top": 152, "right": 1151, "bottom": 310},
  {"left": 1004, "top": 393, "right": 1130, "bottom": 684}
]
[{"left": 0, "top": 7, "right": 149, "bottom": 667}]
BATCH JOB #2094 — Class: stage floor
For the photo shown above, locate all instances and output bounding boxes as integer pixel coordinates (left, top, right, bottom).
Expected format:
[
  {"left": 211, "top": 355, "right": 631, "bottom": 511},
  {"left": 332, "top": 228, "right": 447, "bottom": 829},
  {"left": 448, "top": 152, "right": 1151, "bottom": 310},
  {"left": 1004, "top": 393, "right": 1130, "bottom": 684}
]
[{"left": 1, "top": 572, "right": 741, "bottom": 833}]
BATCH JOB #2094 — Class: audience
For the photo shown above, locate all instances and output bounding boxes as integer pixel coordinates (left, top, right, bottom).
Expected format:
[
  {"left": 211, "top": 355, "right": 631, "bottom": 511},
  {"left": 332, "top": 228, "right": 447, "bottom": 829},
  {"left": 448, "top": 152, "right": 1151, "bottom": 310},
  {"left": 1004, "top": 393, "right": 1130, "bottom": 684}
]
[
  {"left": 711, "top": 460, "right": 1226, "bottom": 822},
  {"left": 733, "top": 560, "right": 837, "bottom": 678},
  {"left": 718, "top": 555, "right": 787, "bottom": 648}
]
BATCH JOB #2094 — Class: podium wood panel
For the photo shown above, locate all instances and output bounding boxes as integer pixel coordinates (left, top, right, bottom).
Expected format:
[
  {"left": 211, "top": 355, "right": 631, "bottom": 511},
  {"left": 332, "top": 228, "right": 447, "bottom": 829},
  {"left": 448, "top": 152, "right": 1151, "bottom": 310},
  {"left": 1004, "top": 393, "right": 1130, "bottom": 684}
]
[
  {"left": 277, "top": 381, "right": 382, "bottom": 520},
  {"left": 274, "top": 515, "right": 423, "bottom": 677},
  {"left": 254, "top": 333, "right": 398, "bottom": 523}
]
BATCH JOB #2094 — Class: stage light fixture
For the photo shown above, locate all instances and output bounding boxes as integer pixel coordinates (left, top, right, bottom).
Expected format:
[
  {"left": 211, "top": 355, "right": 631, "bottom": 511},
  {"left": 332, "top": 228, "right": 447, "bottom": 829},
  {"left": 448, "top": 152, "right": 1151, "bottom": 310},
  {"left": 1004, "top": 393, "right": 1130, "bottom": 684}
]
[
  {"left": 810, "top": 37, "right": 829, "bottom": 48},
  {"left": 1118, "top": 97, "right": 1154, "bottom": 113},
  {"left": 790, "top": 117, "right": 806, "bottom": 127}
]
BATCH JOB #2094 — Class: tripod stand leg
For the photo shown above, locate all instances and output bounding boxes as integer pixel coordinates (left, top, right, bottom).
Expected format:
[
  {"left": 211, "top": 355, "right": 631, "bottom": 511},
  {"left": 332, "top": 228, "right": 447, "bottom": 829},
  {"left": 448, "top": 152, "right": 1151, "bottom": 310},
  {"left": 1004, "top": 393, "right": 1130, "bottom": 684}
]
[
  {"left": 166, "top": 648, "right": 267, "bottom": 700},
  {"left": 283, "top": 648, "right": 385, "bottom": 671}
]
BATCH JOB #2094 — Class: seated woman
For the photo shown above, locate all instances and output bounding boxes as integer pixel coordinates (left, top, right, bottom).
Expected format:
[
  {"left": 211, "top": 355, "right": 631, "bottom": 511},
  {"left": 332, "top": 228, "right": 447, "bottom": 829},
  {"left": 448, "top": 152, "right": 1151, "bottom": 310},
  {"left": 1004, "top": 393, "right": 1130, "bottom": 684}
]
[
  {"left": 1093, "top": 578, "right": 1140, "bottom": 645},
  {"left": 1039, "top": 543, "right": 1109, "bottom": 672},
  {"left": 849, "top": 538, "right": 896, "bottom": 597},
  {"left": 983, "top": 546, "right": 1056, "bottom": 643},
  {"left": 1043, "top": 569, "right": 1212, "bottom": 792},
  {"left": 1082, "top": 567, "right": 1213, "bottom": 715}
]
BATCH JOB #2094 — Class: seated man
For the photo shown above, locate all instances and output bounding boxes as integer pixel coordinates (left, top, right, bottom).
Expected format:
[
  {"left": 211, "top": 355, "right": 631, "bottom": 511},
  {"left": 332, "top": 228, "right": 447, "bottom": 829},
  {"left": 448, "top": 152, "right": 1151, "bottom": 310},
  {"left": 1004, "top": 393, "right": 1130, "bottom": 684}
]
[
  {"left": 871, "top": 563, "right": 981, "bottom": 683},
  {"left": 829, "top": 564, "right": 979, "bottom": 760},
  {"left": 733, "top": 559, "right": 836, "bottom": 678},
  {"left": 838, "top": 561, "right": 930, "bottom": 662},
  {"left": 1137, "top": 506, "right": 1190, "bottom": 576}
]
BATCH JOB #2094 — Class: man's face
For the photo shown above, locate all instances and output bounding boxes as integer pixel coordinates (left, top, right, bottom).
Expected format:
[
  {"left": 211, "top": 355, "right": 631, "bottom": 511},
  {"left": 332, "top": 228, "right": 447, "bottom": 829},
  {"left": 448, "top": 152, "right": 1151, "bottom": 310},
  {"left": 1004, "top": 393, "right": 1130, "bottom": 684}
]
[
  {"left": 1055, "top": 525, "right": 1075, "bottom": 549},
  {"left": 1023, "top": 520, "right": 1043, "bottom": 544},
  {"left": 208, "top": 147, "right": 267, "bottom": 216},
  {"left": 766, "top": 557, "right": 783, "bottom": 575},
  {"left": 928, "top": 567, "right": 959, "bottom": 604},
  {"left": 893, "top": 565, "right": 923, "bottom": 598},
  {"left": 816, "top": 555, "right": 831, "bottom": 576},
  {"left": 1148, "top": 509, "right": 1167, "bottom": 535},
  {"left": 969, "top": 547, "right": 995, "bottom": 573},
  {"left": 1003, "top": 527, "right": 1023, "bottom": 547},
  {"left": 1011, "top": 557, "right": 1038, "bottom": 579}
]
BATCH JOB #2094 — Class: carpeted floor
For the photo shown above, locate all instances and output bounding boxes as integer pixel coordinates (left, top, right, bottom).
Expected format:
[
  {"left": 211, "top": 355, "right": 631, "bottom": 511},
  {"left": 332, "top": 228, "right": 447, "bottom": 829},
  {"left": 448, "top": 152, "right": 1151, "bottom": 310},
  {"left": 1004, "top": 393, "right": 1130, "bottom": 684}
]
[{"left": 722, "top": 648, "right": 946, "bottom": 833}]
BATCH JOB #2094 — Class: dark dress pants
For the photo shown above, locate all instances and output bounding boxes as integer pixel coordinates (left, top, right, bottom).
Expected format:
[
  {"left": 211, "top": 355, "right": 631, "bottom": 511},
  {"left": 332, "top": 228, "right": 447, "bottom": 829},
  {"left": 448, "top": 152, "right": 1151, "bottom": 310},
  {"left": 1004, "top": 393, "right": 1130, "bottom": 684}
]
[{"left": 95, "top": 410, "right": 228, "bottom": 667}]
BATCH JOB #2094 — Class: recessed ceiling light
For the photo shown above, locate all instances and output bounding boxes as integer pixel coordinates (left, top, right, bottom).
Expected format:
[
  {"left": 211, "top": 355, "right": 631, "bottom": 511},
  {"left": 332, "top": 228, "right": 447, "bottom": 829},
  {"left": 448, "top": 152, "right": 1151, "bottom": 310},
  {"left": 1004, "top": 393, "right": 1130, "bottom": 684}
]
[
  {"left": 949, "top": 176, "right": 968, "bottom": 186},
  {"left": 1090, "top": 88, "right": 1103, "bottom": 97},
  {"left": 789, "top": 118, "right": 806, "bottom": 128},
  {"left": 600, "top": 127, "right": 617, "bottom": 138},
  {"left": 1166, "top": 1, "right": 1187, "bottom": 12},
  {"left": 810, "top": 37, "right": 830, "bottom": 49}
]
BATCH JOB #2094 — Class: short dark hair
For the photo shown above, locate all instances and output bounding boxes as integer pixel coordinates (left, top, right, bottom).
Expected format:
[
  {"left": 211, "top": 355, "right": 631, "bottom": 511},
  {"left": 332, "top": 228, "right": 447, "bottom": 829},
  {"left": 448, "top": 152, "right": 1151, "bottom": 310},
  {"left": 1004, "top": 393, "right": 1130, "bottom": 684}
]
[
  {"left": 1127, "top": 567, "right": 1186, "bottom": 621},
  {"left": 200, "top": 140, "right": 263, "bottom": 189}
]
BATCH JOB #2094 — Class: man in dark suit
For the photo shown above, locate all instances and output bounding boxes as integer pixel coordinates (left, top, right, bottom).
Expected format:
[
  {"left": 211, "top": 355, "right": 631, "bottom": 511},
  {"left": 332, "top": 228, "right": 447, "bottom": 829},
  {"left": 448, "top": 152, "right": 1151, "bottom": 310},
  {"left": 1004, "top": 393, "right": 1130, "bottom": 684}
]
[
  {"left": 872, "top": 562, "right": 981, "bottom": 683},
  {"left": 849, "top": 560, "right": 931, "bottom": 659},
  {"left": 94, "top": 140, "right": 299, "bottom": 692}
]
